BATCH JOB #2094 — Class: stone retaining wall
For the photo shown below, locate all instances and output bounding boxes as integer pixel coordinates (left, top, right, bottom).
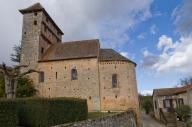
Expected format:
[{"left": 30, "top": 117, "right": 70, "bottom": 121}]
[{"left": 52, "top": 110, "right": 137, "bottom": 127}]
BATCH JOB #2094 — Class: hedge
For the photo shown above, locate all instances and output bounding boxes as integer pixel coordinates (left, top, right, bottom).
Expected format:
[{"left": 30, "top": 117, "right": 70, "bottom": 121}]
[
  {"left": 0, "top": 97, "right": 88, "bottom": 127},
  {"left": 0, "top": 99, "right": 18, "bottom": 127}
]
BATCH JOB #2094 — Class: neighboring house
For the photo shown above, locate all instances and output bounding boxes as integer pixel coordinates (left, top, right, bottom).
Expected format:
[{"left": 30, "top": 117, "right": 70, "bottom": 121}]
[
  {"left": 18, "top": 2, "right": 140, "bottom": 123},
  {"left": 153, "top": 85, "right": 192, "bottom": 120}
]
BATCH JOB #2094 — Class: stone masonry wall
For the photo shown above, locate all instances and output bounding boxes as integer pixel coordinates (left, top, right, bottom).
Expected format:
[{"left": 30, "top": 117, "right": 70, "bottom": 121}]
[
  {"left": 52, "top": 110, "right": 137, "bottom": 127},
  {"left": 99, "top": 61, "right": 141, "bottom": 124},
  {"left": 36, "top": 58, "right": 101, "bottom": 111}
]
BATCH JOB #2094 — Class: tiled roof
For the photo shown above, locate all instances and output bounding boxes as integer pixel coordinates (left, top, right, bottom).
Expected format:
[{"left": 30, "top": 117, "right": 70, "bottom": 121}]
[
  {"left": 153, "top": 84, "right": 192, "bottom": 96},
  {"left": 40, "top": 39, "right": 100, "bottom": 62},
  {"left": 40, "top": 40, "right": 136, "bottom": 66},
  {"left": 99, "top": 49, "right": 136, "bottom": 65}
]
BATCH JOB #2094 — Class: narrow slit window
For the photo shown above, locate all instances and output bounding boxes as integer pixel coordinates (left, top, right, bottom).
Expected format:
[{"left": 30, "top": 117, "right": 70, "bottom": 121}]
[
  {"left": 71, "top": 69, "right": 78, "bottom": 80},
  {"left": 56, "top": 72, "right": 57, "bottom": 79},
  {"left": 112, "top": 74, "right": 117, "bottom": 88},
  {"left": 41, "top": 47, "right": 44, "bottom": 54},
  {"left": 39, "top": 71, "right": 44, "bottom": 83}
]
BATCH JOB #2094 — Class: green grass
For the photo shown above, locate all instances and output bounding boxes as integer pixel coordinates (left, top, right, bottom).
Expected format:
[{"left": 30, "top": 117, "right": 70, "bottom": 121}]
[{"left": 88, "top": 112, "right": 117, "bottom": 119}]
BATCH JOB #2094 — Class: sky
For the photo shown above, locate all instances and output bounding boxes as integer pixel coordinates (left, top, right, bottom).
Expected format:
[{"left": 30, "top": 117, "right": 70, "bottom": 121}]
[{"left": 0, "top": 0, "right": 192, "bottom": 95}]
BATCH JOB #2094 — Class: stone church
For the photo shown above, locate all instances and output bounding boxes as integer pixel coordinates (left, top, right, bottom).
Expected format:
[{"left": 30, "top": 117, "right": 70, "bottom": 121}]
[{"left": 19, "top": 2, "right": 140, "bottom": 119}]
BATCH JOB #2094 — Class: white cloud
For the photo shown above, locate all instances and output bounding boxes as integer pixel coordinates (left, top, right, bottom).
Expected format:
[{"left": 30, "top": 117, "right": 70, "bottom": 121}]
[
  {"left": 143, "top": 49, "right": 152, "bottom": 57},
  {"left": 150, "top": 24, "right": 157, "bottom": 35},
  {"left": 157, "top": 35, "right": 174, "bottom": 52},
  {"left": 120, "top": 52, "right": 129, "bottom": 58},
  {"left": 0, "top": 0, "right": 153, "bottom": 65},
  {"left": 137, "top": 33, "right": 146, "bottom": 39},
  {"left": 172, "top": 0, "right": 192, "bottom": 35},
  {"left": 142, "top": 35, "right": 192, "bottom": 74},
  {"left": 120, "top": 51, "right": 135, "bottom": 60},
  {"left": 140, "top": 90, "right": 153, "bottom": 96}
]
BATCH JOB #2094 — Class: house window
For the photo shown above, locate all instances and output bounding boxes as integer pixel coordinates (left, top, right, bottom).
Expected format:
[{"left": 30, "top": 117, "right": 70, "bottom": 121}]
[
  {"left": 34, "top": 12, "right": 38, "bottom": 16},
  {"left": 71, "top": 69, "right": 78, "bottom": 80},
  {"left": 177, "top": 98, "right": 184, "bottom": 106},
  {"left": 155, "top": 100, "right": 157, "bottom": 109},
  {"left": 39, "top": 72, "right": 44, "bottom": 83},
  {"left": 34, "top": 20, "right": 37, "bottom": 25},
  {"left": 112, "top": 74, "right": 117, "bottom": 88}
]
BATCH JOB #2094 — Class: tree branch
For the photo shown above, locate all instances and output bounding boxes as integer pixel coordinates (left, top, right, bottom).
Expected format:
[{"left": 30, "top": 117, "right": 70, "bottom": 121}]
[
  {"left": 18, "top": 69, "right": 41, "bottom": 78},
  {"left": 14, "top": 61, "right": 30, "bottom": 70},
  {"left": 1, "top": 63, "right": 11, "bottom": 76}
]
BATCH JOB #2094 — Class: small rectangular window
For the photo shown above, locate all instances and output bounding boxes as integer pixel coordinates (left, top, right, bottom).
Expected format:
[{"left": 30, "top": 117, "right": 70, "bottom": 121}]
[
  {"left": 41, "top": 47, "right": 44, "bottom": 54},
  {"left": 34, "top": 20, "right": 37, "bottom": 25},
  {"left": 39, "top": 72, "right": 44, "bottom": 83},
  {"left": 112, "top": 74, "right": 117, "bottom": 88}
]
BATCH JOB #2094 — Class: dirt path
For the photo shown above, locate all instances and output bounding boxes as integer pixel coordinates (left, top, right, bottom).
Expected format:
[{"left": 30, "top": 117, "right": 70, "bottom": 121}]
[{"left": 142, "top": 113, "right": 166, "bottom": 127}]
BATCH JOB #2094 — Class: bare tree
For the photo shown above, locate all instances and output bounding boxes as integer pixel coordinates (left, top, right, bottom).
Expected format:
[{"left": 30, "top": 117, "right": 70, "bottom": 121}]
[
  {"left": 180, "top": 77, "right": 192, "bottom": 86},
  {"left": 0, "top": 63, "right": 40, "bottom": 99}
]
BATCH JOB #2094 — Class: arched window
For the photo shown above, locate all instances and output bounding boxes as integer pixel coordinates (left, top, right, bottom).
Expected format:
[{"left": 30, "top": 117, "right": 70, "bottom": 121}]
[
  {"left": 71, "top": 69, "right": 78, "bottom": 80},
  {"left": 112, "top": 74, "right": 117, "bottom": 88}
]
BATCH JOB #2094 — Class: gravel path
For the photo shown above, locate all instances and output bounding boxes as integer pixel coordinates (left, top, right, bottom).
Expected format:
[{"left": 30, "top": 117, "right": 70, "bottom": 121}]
[{"left": 142, "top": 113, "right": 166, "bottom": 127}]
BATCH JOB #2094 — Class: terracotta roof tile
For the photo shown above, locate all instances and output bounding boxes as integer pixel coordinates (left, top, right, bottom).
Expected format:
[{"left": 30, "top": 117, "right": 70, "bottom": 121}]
[
  {"left": 40, "top": 39, "right": 100, "bottom": 61},
  {"left": 153, "top": 84, "right": 192, "bottom": 96}
]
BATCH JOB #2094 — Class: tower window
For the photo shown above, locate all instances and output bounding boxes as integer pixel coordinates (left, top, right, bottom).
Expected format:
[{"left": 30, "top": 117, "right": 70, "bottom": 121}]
[
  {"left": 71, "top": 69, "right": 78, "bottom": 80},
  {"left": 112, "top": 74, "right": 117, "bottom": 88},
  {"left": 39, "top": 72, "right": 44, "bottom": 83},
  {"left": 34, "top": 20, "right": 37, "bottom": 25},
  {"left": 41, "top": 47, "right": 44, "bottom": 54}
]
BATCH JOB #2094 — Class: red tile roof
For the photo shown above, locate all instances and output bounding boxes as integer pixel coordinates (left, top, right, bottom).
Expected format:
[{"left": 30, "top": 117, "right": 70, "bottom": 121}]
[{"left": 153, "top": 84, "right": 192, "bottom": 96}]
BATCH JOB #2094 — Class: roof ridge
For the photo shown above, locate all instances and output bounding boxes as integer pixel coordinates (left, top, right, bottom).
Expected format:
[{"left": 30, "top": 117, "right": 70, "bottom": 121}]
[{"left": 62, "top": 39, "right": 99, "bottom": 44}]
